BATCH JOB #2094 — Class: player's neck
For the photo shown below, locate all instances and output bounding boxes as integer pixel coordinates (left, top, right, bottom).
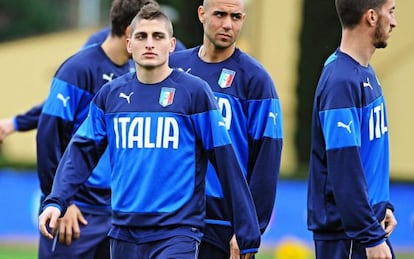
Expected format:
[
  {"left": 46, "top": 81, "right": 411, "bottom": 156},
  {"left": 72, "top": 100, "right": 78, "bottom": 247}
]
[
  {"left": 101, "top": 35, "right": 130, "bottom": 66},
  {"left": 136, "top": 66, "right": 173, "bottom": 84},
  {"left": 198, "top": 42, "right": 235, "bottom": 63},
  {"left": 340, "top": 29, "right": 376, "bottom": 67}
]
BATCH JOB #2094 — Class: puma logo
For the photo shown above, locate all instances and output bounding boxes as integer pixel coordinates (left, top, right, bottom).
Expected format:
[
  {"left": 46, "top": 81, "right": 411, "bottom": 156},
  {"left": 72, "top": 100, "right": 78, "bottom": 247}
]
[
  {"left": 57, "top": 93, "right": 70, "bottom": 107},
  {"left": 337, "top": 120, "right": 353, "bottom": 133},
  {"left": 363, "top": 78, "right": 373, "bottom": 90},
  {"left": 178, "top": 67, "right": 191, "bottom": 73},
  {"left": 269, "top": 112, "right": 278, "bottom": 125},
  {"left": 103, "top": 73, "right": 114, "bottom": 82},
  {"left": 119, "top": 92, "right": 134, "bottom": 104}
]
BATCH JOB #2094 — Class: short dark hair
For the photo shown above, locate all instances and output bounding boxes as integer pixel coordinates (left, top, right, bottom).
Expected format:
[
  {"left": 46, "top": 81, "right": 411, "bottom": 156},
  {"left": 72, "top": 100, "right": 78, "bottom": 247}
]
[
  {"left": 129, "top": 2, "right": 173, "bottom": 37},
  {"left": 335, "top": 0, "right": 387, "bottom": 29},
  {"left": 110, "top": 0, "right": 159, "bottom": 37}
]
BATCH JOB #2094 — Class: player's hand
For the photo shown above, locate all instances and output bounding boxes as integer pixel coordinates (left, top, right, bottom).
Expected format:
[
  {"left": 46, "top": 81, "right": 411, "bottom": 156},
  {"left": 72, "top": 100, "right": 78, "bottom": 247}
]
[
  {"left": 58, "top": 204, "right": 88, "bottom": 245},
  {"left": 365, "top": 241, "right": 392, "bottom": 259},
  {"left": 240, "top": 253, "right": 255, "bottom": 259},
  {"left": 229, "top": 234, "right": 255, "bottom": 259},
  {"left": 240, "top": 253, "right": 254, "bottom": 259},
  {"left": 39, "top": 206, "right": 61, "bottom": 240},
  {"left": 229, "top": 234, "right": 240, "bottom": 259},
  {"left": 0, "top": 118, "right": 15, "bottom": 143},
  {"left": 381, "top": 208, "right": 397, "bottom": 238}
]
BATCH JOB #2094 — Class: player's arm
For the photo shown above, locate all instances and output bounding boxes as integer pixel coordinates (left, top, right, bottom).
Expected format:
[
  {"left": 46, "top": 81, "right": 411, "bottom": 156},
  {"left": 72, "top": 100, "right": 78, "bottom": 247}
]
[
  {"left": 327, "top": 147, "right": 387, "bottom": 243},
  {"left": 39, "top": 98, "right": 107, "bottom": 240},
  {"left": 320, "top": 79, "right": 388, "bottom": 246},
  {"left": 14, "top": 102, "right": 44, "bottom": 131},
  {"left": 38, "top": 133, "right": 104, "bottom": 240},
  {"left": 208, "top": 137, "right": 260, "bottom": 255},
  {"left": 241, "top": 69, "right": 283, "bottom": 234},
  {"left": 247, "top": 96, "right": 283, "bottom": 234},
  {"left": 0, "top": 102, "right": 43, "bottom": 143},
  {"left": 192, "top": 83, "right": 260, "bottom": 255},
  {"left": 37, "top": 70, "right": 94, "bottom": 193}
]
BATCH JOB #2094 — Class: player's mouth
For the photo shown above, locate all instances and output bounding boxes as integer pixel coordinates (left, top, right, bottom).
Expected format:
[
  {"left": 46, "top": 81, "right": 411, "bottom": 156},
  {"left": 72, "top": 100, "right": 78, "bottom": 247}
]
[
  {"left": 143, "top": 52, "right": 157, "bottom": 58},
  {"left": 217, "top": 33, "right": 232, "bottom": 41}
]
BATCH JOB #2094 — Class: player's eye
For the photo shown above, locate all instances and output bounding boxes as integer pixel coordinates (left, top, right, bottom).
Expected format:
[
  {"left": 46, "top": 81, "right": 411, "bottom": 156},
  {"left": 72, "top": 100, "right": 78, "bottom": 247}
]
[
  {"left": 231, "top": 14, "right": 242, "bottom": 21},
  {"left": 213, "top": 11, "right": 226, "bottom": 18},
  {"left": 154, "top": 33, "right": 165, "bottom": 40},
  {"left": 135, "top": 33, "right": 147, "bottom": 40}
]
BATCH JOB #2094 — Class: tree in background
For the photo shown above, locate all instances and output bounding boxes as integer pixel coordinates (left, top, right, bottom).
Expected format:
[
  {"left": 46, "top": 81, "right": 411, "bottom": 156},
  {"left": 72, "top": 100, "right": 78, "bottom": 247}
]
[
  {"left": 157, "top": 0, "right": 203, "bottom": 48},
  {"left": 294, "top": 0, "right": 341, "bottom": 175},
  {"left": 0, "top": 0, "right": 75, "bottom": 42}
]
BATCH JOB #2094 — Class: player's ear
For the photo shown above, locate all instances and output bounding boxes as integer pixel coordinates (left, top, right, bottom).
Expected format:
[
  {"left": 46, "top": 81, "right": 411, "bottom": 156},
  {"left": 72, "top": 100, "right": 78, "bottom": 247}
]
[
  {"left": 126, "top": 37, "right": 132, "bottom": 55},
  {"left": 198, "top": 5, "right": 205, "bottom": 24},
  {"left": 169, "top": 37, "right": 176, "bottom": 54},
  {"left": 240, "top": 12, "right": 247, "bottom": 23},
  {"left": 125, "top": 25, "right": 131, "bottom": 38},
  {"left": 366, "top": 9, "right": 378, "bottom": 26}
]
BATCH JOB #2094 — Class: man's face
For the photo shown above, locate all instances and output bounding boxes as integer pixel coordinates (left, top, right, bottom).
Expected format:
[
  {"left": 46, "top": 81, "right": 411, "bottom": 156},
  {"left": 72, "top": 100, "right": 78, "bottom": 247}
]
[
  {"left": 127, "top": 19, "right": 175, "bottom": 69},
  {"left": 374, "top": 0, "right": 397, "bottom": 48},
  {"left": 199, "top": 0, "right": 246, "bottom": 49}
]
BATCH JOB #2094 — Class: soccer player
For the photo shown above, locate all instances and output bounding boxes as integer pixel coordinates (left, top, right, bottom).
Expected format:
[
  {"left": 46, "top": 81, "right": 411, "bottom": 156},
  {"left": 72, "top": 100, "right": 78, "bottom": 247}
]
[
  {"left": 38, "top": 3, "right": 260, "bottom": 259},
  {"left": 307, "top": 0, "right": 397, "bottom": 258},
  {"left": 169, "top": 0, "right": 283, "bottom": 258},
  {"left": 34, "top": 0, "right": 154, "bottom": 258}
]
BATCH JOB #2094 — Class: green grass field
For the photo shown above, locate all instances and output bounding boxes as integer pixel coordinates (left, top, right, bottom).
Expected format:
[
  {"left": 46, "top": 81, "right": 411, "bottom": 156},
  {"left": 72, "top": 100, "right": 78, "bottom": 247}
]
[
  {"left": 256, "top": 251, "right": 414, "bottom": 259},
  {"left": 0, "top": 244, "right": 413, "bottom": 259},
  {"left": 0, "top": 244, "right": 37, "bottom": 259}
]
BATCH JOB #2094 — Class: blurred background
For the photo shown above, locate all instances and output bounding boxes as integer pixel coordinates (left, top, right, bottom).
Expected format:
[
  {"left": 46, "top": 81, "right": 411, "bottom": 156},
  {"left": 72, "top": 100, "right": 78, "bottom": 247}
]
[{"left": 0, "top": 0, "right": 413, "bottom": 258}]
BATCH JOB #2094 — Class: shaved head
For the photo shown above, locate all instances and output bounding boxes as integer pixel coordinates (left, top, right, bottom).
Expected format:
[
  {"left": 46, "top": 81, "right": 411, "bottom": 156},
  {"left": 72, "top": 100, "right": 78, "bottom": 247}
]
[{"left": 203, "top": 0, "right": 245, "bottom": 10}]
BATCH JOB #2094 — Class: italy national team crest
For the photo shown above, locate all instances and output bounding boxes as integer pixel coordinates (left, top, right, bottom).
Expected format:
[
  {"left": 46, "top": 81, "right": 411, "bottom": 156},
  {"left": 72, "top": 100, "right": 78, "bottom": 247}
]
[
  {"left": 159, "top": 87, "right": 176, "bottom": 107},
  {"left": 218, "top": 68, "right": 236, "bottom": 88}
]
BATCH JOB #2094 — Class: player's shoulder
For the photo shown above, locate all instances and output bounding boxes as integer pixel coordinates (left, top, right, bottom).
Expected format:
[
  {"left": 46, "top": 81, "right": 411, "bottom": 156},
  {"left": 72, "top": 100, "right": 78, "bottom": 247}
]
[
  {"left": 82, "top": 27, "right": 110, "bottom": 49},
  {"left": 106, "top": 71, "right": 135, "bottom": 90},
  {"left": 233, "top": 48, "right": 271, "bottom": 76},
  {"left": 170, "top": 47, "right": 198, "bottom": 61},
  {"left": 324, "top": 50, "right": 360, "bottom": 73},
  {"left": 168, "top": 69, "right": 213, "bottom": 99},
  {"left": 170, "top": 68, "right": 208, "bottom": 87},
  {"left": 58, "top": 45, "right": 103, "bottom": 72},
  {"left": 322, "top": 51, "right": 362, "bottom": 86},
  {"left": 94, "top": 72, "right": 135, "bottom": 100}
]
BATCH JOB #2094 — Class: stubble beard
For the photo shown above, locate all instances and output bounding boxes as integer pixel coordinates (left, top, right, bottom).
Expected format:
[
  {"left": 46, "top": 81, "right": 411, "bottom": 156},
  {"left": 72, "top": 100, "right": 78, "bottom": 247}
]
[{"left": 373, "top": 16, "right": 388, "bottom": 49}]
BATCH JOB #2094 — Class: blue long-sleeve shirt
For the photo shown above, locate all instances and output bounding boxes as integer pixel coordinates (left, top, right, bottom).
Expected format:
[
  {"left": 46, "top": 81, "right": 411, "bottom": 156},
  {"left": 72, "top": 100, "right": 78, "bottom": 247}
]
[
  {"left": 307, "top": 49, "right": 393, "bottom": 246},
  {"left": 42, "top": 69, "right": 261, "bottom": 253},
  {"left": 170, "top": 47, "right": 283, "bottom": 252},
  {"left": 36, "top": 45, "right": 131, "bottom": 214},
  {"left": 13, "top": 103, "right": 43, "bottom": 131}
]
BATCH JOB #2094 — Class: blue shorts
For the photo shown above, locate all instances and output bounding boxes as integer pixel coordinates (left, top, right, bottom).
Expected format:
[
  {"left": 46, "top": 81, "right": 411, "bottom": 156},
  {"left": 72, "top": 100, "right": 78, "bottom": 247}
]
[
  {"left": 198, "top": 241, "right": 256, "bottom": 259},
  {"left": 38, "top": 212, "right": 111, "bottom": 259},
  {"left": 314, "top": 239, "right": 395, "bottom": 259},
  {"left": 110, "top": 235, "right": 200, "bottom": 259},
  {"left": 198, "top": 241, "right": 228, "bottom": 259}
]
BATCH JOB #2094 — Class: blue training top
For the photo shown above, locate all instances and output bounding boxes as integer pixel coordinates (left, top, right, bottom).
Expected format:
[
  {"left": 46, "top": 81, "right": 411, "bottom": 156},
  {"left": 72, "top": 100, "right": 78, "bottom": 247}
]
[
  {"left": 37, "top": 44, "right": 132, "bottom": 214},
  {"left": 307, "top": 48, "right": 393, "bottom": 247},
  {"left": 170, "top": 47, "right": 283, "bottom": 252},
  {"left": 42, "top": 69, "right": 261, "bottom": 253}
]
